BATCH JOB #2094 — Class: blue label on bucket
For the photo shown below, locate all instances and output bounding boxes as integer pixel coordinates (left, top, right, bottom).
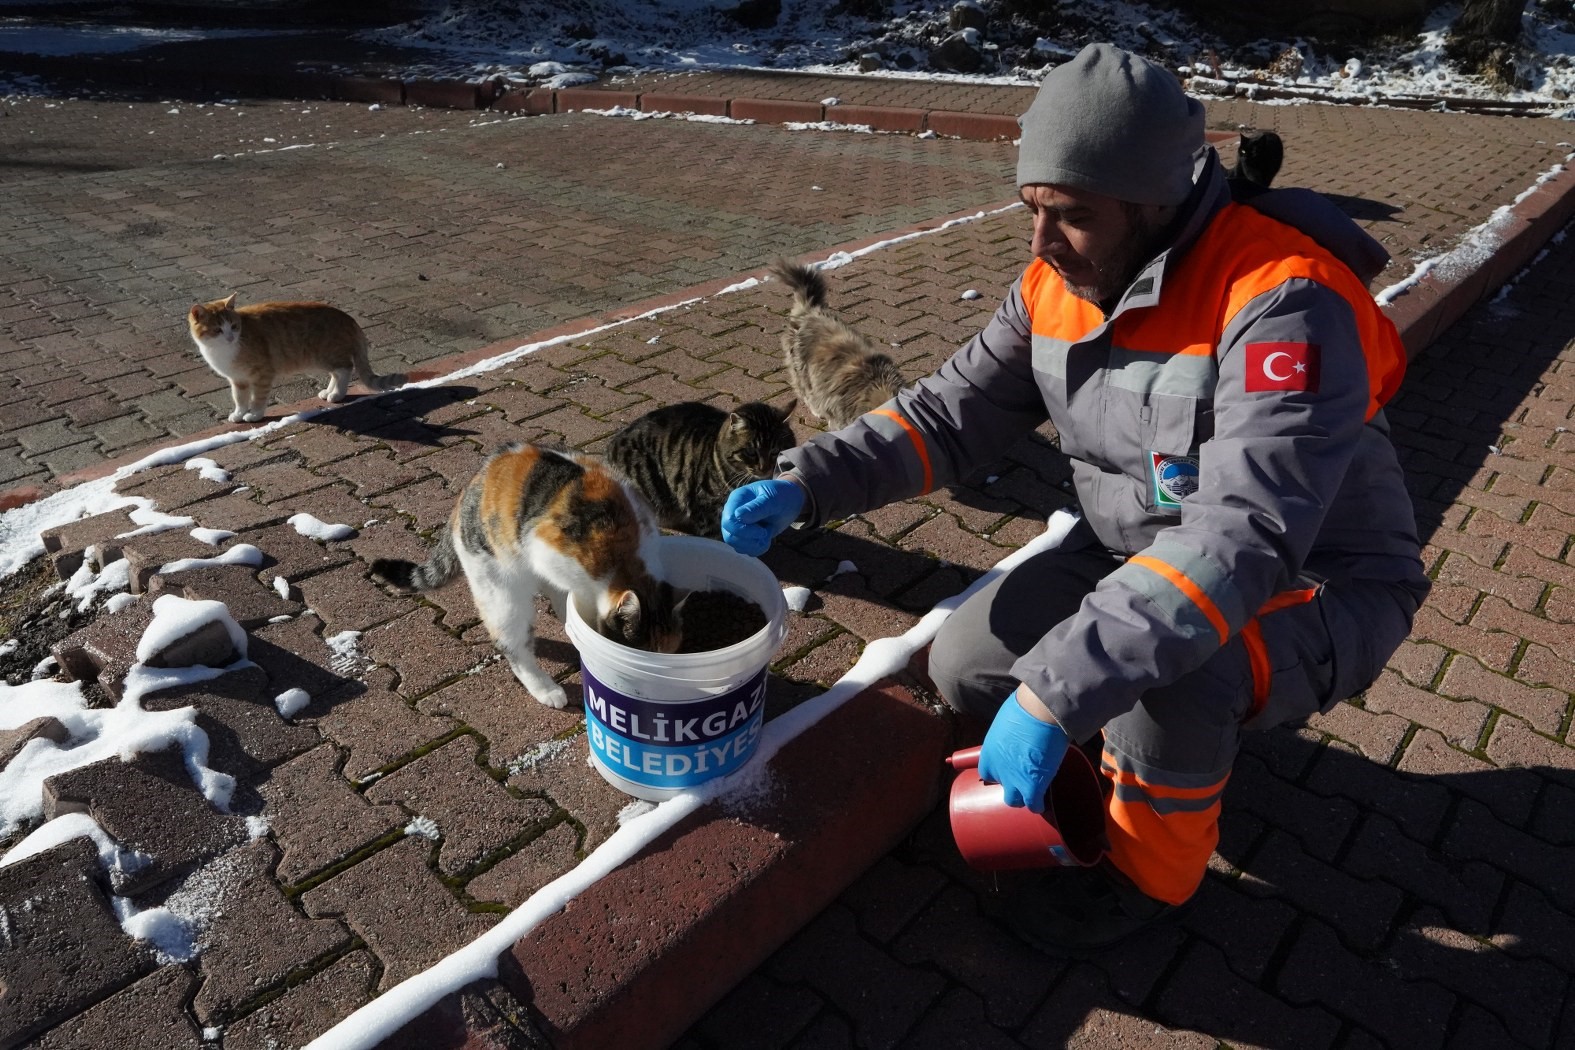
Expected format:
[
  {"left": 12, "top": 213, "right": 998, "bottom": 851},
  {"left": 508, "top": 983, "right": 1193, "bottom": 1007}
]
[{"left": 582, "top": 663, "right": 768, "bottom": 790}]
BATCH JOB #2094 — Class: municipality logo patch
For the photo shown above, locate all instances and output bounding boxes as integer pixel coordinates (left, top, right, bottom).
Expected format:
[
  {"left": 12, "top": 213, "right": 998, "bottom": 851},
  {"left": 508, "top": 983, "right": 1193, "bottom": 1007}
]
[{"left": 1150, "top": 452, "right": 1199, "bottom": 510}]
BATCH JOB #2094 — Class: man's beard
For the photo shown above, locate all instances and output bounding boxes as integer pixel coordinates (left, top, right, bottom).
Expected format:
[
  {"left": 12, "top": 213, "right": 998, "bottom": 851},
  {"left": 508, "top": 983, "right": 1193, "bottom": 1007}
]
[{"left": 1060, "top": 206, "right": 1172, "bottom": 305}]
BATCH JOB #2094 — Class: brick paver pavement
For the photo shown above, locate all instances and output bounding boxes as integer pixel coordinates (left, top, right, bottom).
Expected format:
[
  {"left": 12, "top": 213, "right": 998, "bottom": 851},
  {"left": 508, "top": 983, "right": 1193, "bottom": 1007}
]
[
  {"left": 0, "top": 58, "right": 1572, "bottom": 1050},
  {"left": 3, "top": 75, "right": 1572, "bottom": 496}
]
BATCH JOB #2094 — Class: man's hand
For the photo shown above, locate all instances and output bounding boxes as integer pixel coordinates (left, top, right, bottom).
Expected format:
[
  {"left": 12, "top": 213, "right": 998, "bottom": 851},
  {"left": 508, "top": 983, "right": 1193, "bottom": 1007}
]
[
  {"left": 720, "top": 479, "right": 805, "bottom": 557},
  {"left": 977, "top": 689, "right": 1070, "bottom": 813}
]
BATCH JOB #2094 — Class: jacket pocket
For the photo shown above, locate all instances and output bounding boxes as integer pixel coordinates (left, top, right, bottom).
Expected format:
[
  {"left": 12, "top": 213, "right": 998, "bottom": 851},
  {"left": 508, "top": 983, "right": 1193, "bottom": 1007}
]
[{"left": 1141, "top": 393, "right": 1201, "bottom": 513}]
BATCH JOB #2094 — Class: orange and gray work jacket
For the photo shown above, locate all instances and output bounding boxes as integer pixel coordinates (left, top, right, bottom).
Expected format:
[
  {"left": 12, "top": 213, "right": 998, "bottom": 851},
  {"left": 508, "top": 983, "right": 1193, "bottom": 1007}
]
[{"left": 777, "top": 151, "right": 1432, "bottom": 743}]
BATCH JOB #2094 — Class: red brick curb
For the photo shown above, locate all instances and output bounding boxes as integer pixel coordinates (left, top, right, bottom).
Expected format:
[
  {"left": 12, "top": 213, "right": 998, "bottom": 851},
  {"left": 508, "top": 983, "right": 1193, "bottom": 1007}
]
[
  {"left": 1382, "top": 163, "right": 1575, "bottom": 358},
  {"left": 465, "top": 680, "right": 952, "bottom": 1050}
]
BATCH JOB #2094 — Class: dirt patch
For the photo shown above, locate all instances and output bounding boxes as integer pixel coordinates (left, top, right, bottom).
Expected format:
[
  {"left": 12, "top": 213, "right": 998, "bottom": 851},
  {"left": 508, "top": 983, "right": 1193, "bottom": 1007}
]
[{"left": 0, "top": 558, "right": 93, "bottom": 686}]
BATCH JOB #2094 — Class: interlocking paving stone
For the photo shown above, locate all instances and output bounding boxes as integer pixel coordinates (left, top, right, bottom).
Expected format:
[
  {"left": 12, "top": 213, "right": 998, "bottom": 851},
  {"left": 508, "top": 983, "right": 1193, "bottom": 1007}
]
[
  {"left": 217, "top": 950, "right": 377, "bottom": 1050},
  {"left": 887, "top": 884, "right": 1054, "bottom": 1030},
  {"left": 49, "top": 596, "right": 156, "bottom": 695},
  {"left": 464, "top": 820, "right": 580, "bottom": 908},
  {"left": 0, "top": 715, "right": 69, "bottom": 765},
  {"left": 1019, "top": 966, "right": 1216, "bottom": 1049},
  {"left": 1157, "top": 939, "right": 1343, "bottom": 1050},
  {"left": 146, "top": 563, "right": 303, "bottom": 629},
  {"left": 39, "top": 508, "right": 138, "bottom": 579},
  {"left": 359, "top": 606, "right": 482, "bottom": 699},
  {"left": 364, "top": 734, "right": 556, "bottom": 877},
  {"left": 241, "top": 521, "right": 356, "bottom": 592},
  {"left": 42, "top": 747, "right": 250, "bottom": 897},
  {"left": 302, "top": 665, "right": 460, "bottom": 783},
  {"left": 299, "top": 836, "right": 495, "bottom": 992},
  {"left": 0, "top": 840, "right": 155, "bottom": 1048},
  {"left": 30, "top": 965, "right": 201, "bottom": 1050},
  {"left": 504, "top": 726, "right": 629, "bottom": 856},
  {"left": 173, "top": 491, "right": 290, "bottom": 534},
  {"left": 110, "top": 462, "right": 237, "bottom": 511},
  {"left": 119, "top": 529, "right": 238, "bottom": 596},
  {"left": 1224, "top": 752, "right": 1360, "bottom": 863},
  {"left": 186, "top": 841, "right": 351, "bottom": 1024},
  {"left": 1277, "top": 919, "right": 1456, "bottom": 1048},
  {"left": 293, "top": 564, "right": 407, "bottom": 634},
  {"left": 256, "top": 742, "right": 404, "bottom": 885},
  {"left": 413, "top": 660, "right": 582, "bottom": 780},
  {"left": 138, "top": 663, "right": 318, "bottom": 780},
  {"left": 244, "top": 612, "right": 359, "bottom": 702}
]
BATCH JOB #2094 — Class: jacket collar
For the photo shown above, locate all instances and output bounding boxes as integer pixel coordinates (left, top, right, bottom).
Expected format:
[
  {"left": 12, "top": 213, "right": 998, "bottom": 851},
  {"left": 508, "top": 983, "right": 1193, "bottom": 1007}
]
[{"left": 1104, "top": 146, "right": 1229, "bottom": 319}]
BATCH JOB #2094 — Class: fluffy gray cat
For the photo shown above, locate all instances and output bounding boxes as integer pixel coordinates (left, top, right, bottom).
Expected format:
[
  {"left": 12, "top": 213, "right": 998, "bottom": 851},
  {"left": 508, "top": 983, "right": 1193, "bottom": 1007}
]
[{"left": 768, "top": 259, "right": 906, "bottom": 431}]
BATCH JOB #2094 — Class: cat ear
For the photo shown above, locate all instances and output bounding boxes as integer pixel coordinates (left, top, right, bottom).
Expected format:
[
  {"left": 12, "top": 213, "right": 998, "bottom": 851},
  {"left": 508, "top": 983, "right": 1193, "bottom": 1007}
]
[
  {"left": 728, "top": 412, "right": 749, "bottom": 433},
  {"left": 190, "top": 304, "right": 204, "bottom": 319},
  {"left": 221, "top": 293, "right": 237, "bottom": 310},
  {"left": 612, "top": 589, "right": 642, "bottom": 628},
  {"left": 778, "top": 398, "right": 798, "bottom": 420}
]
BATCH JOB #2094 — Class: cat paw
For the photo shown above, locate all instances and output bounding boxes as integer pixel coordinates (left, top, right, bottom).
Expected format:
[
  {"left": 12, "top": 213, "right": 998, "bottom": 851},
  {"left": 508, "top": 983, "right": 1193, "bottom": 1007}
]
[
  {"left": 320, "top": 388, "right": 347, "bottom": 403},
  {"left": 241, "top": 410, "right": 265, "bottom": 423},
  {"left": 508, "top": 661, "right": 570, "bottom": 708},
  {"left": 533, "top": 687, "right": 571, "bottom": 710},
  {"left": 227, "top": 410, "right": 245, "bottom": 423}
]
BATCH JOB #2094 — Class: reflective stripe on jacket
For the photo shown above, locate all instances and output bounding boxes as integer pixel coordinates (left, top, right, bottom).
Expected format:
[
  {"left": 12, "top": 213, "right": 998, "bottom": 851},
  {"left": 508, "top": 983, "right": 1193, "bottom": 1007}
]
[{"left": 778, "top": 152, "right": 1431, "bottom": 741}]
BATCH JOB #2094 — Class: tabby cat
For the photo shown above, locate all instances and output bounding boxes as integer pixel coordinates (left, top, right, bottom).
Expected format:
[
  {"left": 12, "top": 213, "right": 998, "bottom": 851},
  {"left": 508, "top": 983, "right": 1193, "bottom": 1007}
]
[
  {"left": 187, "top": 294, "right": 406, "bottom": 423},
  {"left": 606, "top": 399, "right": 797, "bottom": 539},
  {"left": 768, "top": 259, "right": 906, "bottom": 431},
  {"left": 369, "top": 443, "right": 684, "bottom": 708}
]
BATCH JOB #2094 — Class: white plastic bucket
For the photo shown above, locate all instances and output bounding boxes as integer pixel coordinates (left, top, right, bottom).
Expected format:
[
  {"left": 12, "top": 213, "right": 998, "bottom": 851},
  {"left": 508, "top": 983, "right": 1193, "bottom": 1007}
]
[{"left": 565, "top": 535, "right": 788, "bottom": 801}]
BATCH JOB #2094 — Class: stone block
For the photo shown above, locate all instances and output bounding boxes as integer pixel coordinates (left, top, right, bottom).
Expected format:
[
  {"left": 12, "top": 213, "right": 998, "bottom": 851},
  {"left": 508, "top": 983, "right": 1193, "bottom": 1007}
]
[
  {"left": 187, "top": 841, "right": 351, "bottom": 1023},
  {"left": 365, "top": 735, "right": 555, "bottom": 876},
  {"left": 140, "top": 617, "right": 241, "bottom": 671},
  {"left": 43, "top": 746, "right": 250, "bottom": 896},
  {"left": 139, "top": 664, "right": 319, "bottom": 780},
  {"left": 257, "top": 743, "right": 405, "bottom": 884},
  {"left": 147, "top": 562, "right": 303, "bottom": 629},
  {"left": 51, "top": 600, "right": 156, "bottom": 696},
  {"left": 30, "top": 965, "right": 200, "bottom": 1050},
  {"left": 1, "top": 715, "right": 69, "bottom": 765},
  {"left": 300, "top": 836, "right": 494, "bottom": 992},
  {"left": 0, "top": 839, "right": 155, "bottom": 1048},
  {"left": 39, "top": 508, "right": 137, "bottom": 580}
]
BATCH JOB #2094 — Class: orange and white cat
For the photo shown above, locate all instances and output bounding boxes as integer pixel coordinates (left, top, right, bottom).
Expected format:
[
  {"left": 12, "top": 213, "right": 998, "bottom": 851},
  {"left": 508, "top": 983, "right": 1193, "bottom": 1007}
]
[
  {"left": 187, "top": 294, "right": 406, "bottom": 423},
  {"left": 369, "top": 443, "right": 686, "bottom": 708}
]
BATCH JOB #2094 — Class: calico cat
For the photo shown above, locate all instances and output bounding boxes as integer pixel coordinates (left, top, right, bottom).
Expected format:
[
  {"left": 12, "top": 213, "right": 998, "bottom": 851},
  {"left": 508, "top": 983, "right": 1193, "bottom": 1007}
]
[
  {"left": 606, "top": 399, "right": 797, "bottom": 539},
  {"left": 187, "top": 294, "right": 406, "bottom": 423},
  {"left": 369, "top": 443, "right": 684, "bottom": 708},
  {"left": 768, "top": 259, "right": 906, "bottom": 430}
]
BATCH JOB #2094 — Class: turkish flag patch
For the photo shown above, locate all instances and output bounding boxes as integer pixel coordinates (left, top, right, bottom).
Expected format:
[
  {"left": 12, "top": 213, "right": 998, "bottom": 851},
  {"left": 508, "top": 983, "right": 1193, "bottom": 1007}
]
[{"left": 1245, "top": 341, "right": 1320, "bottom": 393}]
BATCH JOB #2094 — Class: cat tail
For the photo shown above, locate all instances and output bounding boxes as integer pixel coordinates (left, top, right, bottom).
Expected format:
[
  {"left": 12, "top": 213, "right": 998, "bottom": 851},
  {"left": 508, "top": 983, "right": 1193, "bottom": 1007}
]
[
  {"left": 369, "top": 528, "right": 460, "bottom": 592},
  {"left": 768, "top": 258, "right": 828, "bottom": 313},
  {"left": 351, "top": 329, "right": 407, "bottom": 392}
]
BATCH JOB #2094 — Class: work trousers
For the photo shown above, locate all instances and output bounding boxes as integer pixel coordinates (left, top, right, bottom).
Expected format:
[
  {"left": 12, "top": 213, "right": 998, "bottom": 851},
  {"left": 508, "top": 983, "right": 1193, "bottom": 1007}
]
[{"left": 926, "top": 535, "right": 1420, "bottom": 905}]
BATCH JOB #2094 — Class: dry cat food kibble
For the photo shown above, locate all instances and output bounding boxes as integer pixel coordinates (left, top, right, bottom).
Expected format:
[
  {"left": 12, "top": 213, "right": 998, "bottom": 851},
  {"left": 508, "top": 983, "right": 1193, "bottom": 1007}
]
[{"left": 679, "top": 589, "right": 769, "bottom": 652}]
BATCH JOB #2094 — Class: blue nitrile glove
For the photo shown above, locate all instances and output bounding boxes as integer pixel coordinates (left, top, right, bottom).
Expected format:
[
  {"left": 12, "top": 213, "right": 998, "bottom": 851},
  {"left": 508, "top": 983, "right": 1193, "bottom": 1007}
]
[
  {"left": 977, "top": 690, "right": 1070, "bottom": 814},
  {"left": 721, "top": 479, "right": 805, "bottom": 557}
]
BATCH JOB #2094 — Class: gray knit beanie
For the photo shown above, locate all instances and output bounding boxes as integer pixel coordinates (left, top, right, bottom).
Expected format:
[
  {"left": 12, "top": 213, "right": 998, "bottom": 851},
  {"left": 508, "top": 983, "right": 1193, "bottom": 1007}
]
[{"left": 1016, "top": 43, "right": 1204, "bottom": 206}]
